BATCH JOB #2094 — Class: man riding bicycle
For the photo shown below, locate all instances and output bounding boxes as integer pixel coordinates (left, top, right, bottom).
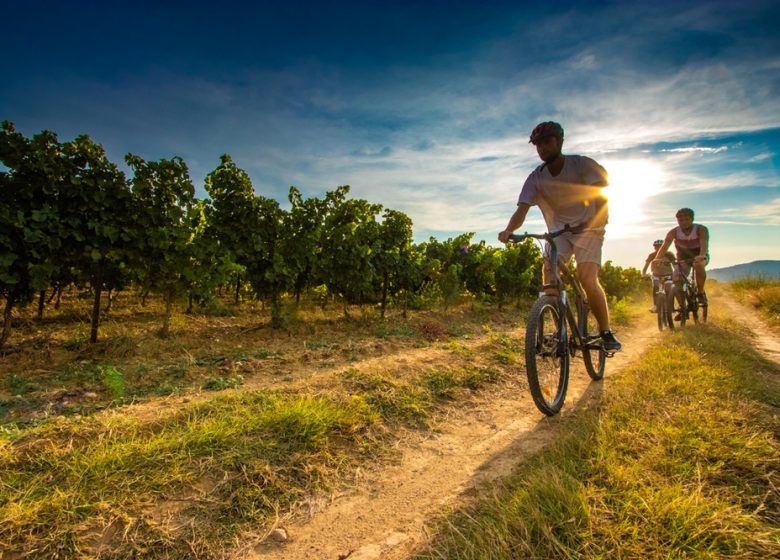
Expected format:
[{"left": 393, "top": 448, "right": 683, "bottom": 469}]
[
  {"left": 498, "top": 121, "right": 621, "bottom": 352},
  {"left": 654, "top": 207, "right": 710, "bottom": 319},
  {"left": 642, "top": 239, "right": 676, "bottom": 313}
]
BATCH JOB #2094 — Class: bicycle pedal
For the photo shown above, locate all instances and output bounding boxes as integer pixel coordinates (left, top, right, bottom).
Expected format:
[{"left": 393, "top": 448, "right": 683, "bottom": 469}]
[{"left": 605, "top": 350, "right": 616, "bottom": 358}]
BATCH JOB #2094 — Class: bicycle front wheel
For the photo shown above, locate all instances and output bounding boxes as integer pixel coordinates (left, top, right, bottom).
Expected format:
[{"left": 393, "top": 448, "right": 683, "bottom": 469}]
[
  {"left": 688, "top": 290, "right": 700, "bottom": 324},
  {"left": 525, "top": 295, "right": 569, "bottom": 416}
]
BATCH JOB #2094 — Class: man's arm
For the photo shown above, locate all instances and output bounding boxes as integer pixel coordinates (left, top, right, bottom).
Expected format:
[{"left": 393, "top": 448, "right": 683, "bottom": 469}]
[
  {"left": 655, "top": 229, "right": 675, "bottom": 260},
  {"left": 697, "top": 225, "right": 709, "bottom": 260},
  {"left": 498, "top": 203, "right": 531, "bottom": 243}
]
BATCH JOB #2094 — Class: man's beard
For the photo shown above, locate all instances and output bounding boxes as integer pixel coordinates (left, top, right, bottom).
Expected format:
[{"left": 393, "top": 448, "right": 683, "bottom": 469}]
[{"left": 542, "top": 150, "right": 561, "bottom": 164}]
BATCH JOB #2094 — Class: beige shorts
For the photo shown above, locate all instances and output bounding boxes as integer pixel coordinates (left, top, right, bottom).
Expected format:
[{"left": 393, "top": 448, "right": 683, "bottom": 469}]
[
  {"left": 544, "top": 229, "right": 604, "bottom": 266},
  {"left": 676, "top": 254, "right": 709, "bottom": 280}
]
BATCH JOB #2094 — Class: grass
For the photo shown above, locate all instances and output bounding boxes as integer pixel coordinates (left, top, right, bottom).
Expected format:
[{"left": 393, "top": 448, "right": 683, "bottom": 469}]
[
  {"left": 415, "top": 305, "right": 780, "bottom": 558},
  {"left": 730, "top": 276, "right": 780, "bottom": 330},
  {"left": 0, "top": 392, "right": 380, "bottom": 558},
  {"left": 0, "top": 295, "right": 521, "bottom": 558}
]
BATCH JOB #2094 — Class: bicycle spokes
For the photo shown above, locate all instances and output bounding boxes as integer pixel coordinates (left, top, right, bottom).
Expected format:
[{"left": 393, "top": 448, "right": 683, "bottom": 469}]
[{"left": 525, "top": 297, "right": 569, "bottom": 416}]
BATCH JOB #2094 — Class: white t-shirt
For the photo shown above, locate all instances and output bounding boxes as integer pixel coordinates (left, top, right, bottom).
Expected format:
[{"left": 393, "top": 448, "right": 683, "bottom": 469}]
[{"left": 518, "top": 155, "right": 609, "bottom": 232}]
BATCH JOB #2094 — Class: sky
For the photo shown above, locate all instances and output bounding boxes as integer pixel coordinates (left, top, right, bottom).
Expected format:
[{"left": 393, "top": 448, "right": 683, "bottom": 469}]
[{"left": 3, "top": 0, "right": 779, "bottom": 269}]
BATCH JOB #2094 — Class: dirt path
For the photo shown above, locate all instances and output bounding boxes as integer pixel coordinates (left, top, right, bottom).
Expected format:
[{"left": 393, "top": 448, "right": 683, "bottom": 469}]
[
  {"left": 719, "top": 296, "right": 780, "bottom": 363},
  {"left": 239, "top": 310, "right": 661, "bottom": 560}
]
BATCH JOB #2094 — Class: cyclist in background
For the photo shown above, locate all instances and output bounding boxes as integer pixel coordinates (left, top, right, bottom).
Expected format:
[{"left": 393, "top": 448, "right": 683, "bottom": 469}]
[
  {"left": 498, "top": 121, "right": 621, "bottom": 352},
  {"left": 642, "top": 239, "right": 676, "bottom": 313},
  {"left": 654, "top": 207, "right": 710, "bottom": 318}
]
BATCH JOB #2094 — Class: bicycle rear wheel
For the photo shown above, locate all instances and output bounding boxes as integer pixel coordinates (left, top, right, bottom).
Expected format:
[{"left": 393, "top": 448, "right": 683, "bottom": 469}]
[
  {"left": 665, "top": 290, "right": 675, "bottom": 330},
  {"left": 525, "top": 295, "right": 569, "bottom": 416},
  {"left": 655, "top": 291, "right": 666, "bottom": 332},
  {"left": 581, "top": 305, "right": 606, "bottom": 380},
  {"left": 700, "top": 291, "right": 708, "bottom": 323}
]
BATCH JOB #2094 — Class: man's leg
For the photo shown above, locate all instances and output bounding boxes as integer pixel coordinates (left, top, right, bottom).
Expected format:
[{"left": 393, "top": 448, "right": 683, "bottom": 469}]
[
  {"left": 541, "top": 258, "right": 558, "bottom": 295},
  {"left": 694, "top": 260, "right": 707, "bottom": 293},
  {"left": 650, "top": 276, "right": 659, "bottom": 312},
  {"left": 578, "top": 262, "right": 609, "bottom": 331}
]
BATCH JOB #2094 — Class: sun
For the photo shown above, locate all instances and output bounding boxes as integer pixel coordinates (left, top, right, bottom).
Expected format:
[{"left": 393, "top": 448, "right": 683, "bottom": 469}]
[{"left": 600, "top": 159, "right": 665, "bottom": 236}]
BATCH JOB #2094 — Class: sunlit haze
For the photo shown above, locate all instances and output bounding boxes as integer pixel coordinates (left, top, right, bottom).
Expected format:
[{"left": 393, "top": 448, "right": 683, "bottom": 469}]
[{"left": 602, "top": 159, "right": 666, "bottom": 239}]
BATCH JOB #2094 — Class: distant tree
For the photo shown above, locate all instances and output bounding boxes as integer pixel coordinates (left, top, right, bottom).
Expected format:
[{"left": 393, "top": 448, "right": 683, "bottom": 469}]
[
  {"left": 126, "top": 154, "right": 198, "bottom": 337},
  {"left": 600, "top": 260, "right": 644, "bottom": 301},
  {"left": 373, "top": 208, "right": 414, "bottom": 317},
  {"left": 185, "top": 199, "right": 239, "bottom": 313},
  {"left": 61, "top": 135, "right": 134, "bottom": 343},
  {"left": 315, "top": 189, "right": 383, "bottom": 316},
  {"left": 287, "top": 186, "right": 336, "bottom": 303},
  {"left": 244, "top": 195, "right": 292, "bottom": 327},
  {"left": 204, "top": 155, "right": 255, "bottom": 304},
  {"left": 0, "top": 122, "right": 64, "bottom": 347}
]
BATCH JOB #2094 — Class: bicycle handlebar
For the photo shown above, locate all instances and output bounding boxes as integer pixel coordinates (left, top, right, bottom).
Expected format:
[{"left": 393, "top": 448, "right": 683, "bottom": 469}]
[{"left": 507, "top": 223, "right": 586, "bottom": 244}]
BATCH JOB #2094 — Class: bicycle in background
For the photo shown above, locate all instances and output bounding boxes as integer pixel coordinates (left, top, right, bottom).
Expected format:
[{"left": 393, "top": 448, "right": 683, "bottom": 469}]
[
  {"left": 508, "top": 225, "right": 612, "bottom": 416},
  {"left": 650, "top": 259, "right": 675, "bottom": 331},
  {"left": 676, "top": 259, "right": 708, "bottom": 325}
]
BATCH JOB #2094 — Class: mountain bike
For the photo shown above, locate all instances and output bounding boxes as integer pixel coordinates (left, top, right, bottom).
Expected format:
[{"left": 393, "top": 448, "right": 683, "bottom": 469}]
[
  {"left": 677, "top": 259, "right": 708, "bottom": 326},
  {"left": 508, "top": 225, "right": 612, "bottom": 416},
  {"left": 650, "top": 259, "right": 675, "bottom": 331}
]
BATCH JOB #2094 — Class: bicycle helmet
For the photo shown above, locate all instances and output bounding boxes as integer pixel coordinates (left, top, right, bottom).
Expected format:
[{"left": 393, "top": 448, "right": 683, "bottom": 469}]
[
  {"left": 529, "top": 121, "right": 564, "bottom": 144},
  {"left": 675, "top": 207, "right": 694, "bottom": 219},
  {"left": 653, "top": 239, "right": 663, "bottom": 247}
]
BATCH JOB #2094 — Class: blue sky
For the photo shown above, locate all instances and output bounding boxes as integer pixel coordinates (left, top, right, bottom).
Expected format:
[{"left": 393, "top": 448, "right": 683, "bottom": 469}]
[{"left": 4, "top": 0, "right": 779, "bottom": 268}]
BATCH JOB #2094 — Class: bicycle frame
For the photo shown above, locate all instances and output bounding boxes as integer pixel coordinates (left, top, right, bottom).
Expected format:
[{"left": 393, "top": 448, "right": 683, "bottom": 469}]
[
  {"left": 675, "top": 259, "right": 706, "bottom": 325},
  {"left": 651, "top": 272, "right": 675, "bottom": 331},
  {"left": 511, "top": 226, "right": 601, "bottom": 354}
]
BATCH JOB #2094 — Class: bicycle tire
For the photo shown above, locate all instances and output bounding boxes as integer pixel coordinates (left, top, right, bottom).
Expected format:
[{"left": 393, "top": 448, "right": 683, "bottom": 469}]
[
  {"left": 701, "top": 292, "right": 708, "bottom": 323},
  {"left": 581, "top": 304, "right": 606, "bottom": 380},
  {"left": 655, "top": 291, "right": 666, "bottom": 332},
  {"left": 525, "top": 295, "right": 569, "bottom": 416},
  {"left": 688, "top": 289, "right": 699, "bottom": 324},
  {"left": 665, "top": 290, "right": 675, "bottom": 330}
]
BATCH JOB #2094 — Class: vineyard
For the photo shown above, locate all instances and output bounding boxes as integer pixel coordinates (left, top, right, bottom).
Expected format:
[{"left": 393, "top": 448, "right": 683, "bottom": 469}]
[{"left": 1, "top": 120, "right": 643, "bottom": 351}]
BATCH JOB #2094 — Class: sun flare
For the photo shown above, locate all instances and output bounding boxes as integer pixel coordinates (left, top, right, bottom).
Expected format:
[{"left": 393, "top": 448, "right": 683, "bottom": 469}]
[{"left": 601, "top": 159, "right": 665, "bottom": 236}]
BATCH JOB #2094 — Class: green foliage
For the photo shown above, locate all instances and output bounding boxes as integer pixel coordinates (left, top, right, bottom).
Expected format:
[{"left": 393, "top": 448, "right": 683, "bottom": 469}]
[
  {"left": 495, "top": 239, "right": 543, "bottom": 307},
  {"left": 101, "top": 366, "right": 126, "bottom": 400},
  {"left": 316, "top": 190, "right": 384, "bottom": 312},
  {"left": 126, "top": 154, "right": 199, "bottom": 336},
  {"left": 600, "top": 260, "right": 644, "bottom": 301},
  {"left": 202, "top": 375, "right": 244, "bottom": 391},
  {"left": 608, "top": 295, "right": 633, "bottom": 326}
]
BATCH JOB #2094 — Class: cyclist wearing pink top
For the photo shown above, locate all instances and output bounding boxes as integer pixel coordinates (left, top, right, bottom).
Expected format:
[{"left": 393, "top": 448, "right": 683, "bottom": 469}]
[
  {"left": 654, "top": 207, "right": 710, "bottom": 311},
  {"left": 498, "top": 121, "right": 621, "bottom": 352}
]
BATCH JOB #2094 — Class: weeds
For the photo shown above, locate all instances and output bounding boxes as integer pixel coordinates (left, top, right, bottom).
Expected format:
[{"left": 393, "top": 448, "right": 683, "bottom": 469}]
[
  {"left": 731, "top": 277, "right": 780, "bottom": 329},
  {"left": 100, "top": 366, "right": 125, "bottom": 400}
]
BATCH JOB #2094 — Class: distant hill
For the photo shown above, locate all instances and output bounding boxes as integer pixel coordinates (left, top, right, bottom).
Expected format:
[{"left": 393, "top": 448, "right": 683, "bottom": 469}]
[{"left": 708, "top": 260, "right": 780, "bottom": 282}]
